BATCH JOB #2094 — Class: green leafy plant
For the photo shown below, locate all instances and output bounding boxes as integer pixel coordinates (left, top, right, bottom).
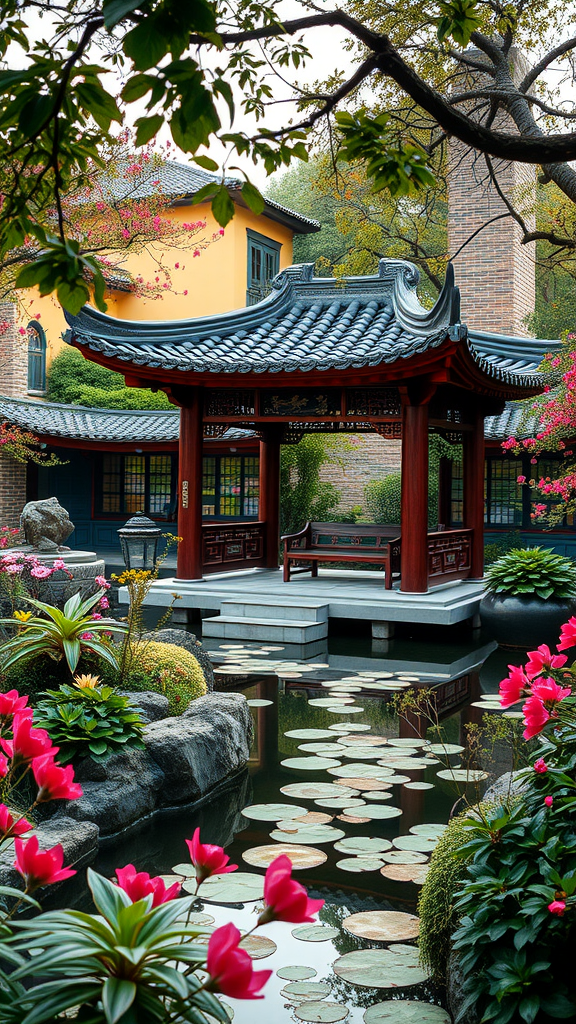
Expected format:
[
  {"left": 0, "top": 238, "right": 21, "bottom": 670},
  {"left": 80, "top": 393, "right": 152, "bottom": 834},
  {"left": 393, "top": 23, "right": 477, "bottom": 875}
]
[
  {"left": 121, "top": 641, "right": 207, "bottom": 714},
  {"left": 6, "top": 868, "right": 231, "bottom": 1024},
  {"left": 33, "top": 682, "right": 145, "bottom": 763},
  {"left": 484, "top": 546, "right": 576, "bottom": 601},
  {"left": 0, "top": 591, "right": 127, "bottom": 676},
  {"left": 280, "top": 435, "right": 342, "bottom": 537}
]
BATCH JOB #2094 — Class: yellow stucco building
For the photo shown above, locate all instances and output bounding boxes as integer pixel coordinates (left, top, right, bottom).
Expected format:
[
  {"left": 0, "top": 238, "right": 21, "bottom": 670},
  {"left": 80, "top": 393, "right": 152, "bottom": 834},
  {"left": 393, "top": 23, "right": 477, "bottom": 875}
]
[{"left": 15, "top": 161, "right": 319, "bottom": 389}]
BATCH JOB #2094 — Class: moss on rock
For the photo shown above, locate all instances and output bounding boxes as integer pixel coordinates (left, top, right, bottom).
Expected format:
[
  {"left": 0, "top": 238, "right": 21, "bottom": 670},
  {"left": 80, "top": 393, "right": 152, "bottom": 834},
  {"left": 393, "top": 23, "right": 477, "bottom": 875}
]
[{"left": 125, "top": 641, "right": 207, "bottom": 714}]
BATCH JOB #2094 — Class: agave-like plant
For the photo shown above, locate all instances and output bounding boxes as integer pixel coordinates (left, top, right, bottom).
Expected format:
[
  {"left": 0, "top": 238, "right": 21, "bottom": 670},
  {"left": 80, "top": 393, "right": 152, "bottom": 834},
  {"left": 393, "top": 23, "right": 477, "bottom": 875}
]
[{"left": 0, "top": 590, "right": 127, "bottom": 675}]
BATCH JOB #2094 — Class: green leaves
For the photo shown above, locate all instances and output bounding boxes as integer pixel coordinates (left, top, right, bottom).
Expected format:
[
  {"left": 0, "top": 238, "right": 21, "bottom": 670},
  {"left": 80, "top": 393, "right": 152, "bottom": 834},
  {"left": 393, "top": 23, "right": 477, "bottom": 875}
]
[
  {"left": 134, "top": 113, "right": 163, "bottom": 146},
  {"left": 436, "top": 0, "right": 482, "bottom": 46},
  {"left": 102, "top": 978, "right": 137, "bottom": 1023},
  {"left": 34, "top": 683, "right": 146, "bottom": 763},
  {"left": 241, "top": 179, "right": 265, "bottom": 215},
  {"left": 102, "top": 0, "right": 146, "bottom": 30},
  {"left": 484, "top": 546, "right": 576, "bottom": 599},
  {"left": 335, "top": 109, "right": 436, "bottom": 197}
]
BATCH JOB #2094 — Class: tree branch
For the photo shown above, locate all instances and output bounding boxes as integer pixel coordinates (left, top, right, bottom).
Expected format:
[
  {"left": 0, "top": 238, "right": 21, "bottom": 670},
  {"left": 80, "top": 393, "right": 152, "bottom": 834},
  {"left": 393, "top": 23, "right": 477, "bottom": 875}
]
[{"left": 519, "top": 36, "right": 576, "bottom": 94}]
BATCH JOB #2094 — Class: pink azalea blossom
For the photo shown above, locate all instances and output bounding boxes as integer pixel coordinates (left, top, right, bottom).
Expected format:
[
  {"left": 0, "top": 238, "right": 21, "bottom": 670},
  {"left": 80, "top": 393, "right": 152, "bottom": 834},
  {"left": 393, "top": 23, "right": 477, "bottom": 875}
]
[
  {"left": 525, "top": 644, "right": 567, "bottom": 680},
  {"left": 558, "top": 617, "right": 576, "bottom": 651},
  {"left": 548, "top": 900, "right": 566, "bottom": 915},
  {"left": 544, "top": 796, "right": 554, "bottom": 808},
  {"left": 534, "top": 758, "right": 548, "bottom": 774},
  {"left": 499, "top": 664, "right": 529, "bottom": 707}
]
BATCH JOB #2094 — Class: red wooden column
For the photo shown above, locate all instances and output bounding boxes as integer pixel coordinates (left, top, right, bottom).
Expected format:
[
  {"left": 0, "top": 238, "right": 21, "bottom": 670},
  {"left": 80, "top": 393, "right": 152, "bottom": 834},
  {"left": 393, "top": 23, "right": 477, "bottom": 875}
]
[
  {"left": 259, "top": 429, "right": 281, "bottom": 569},
  {"left": 400, "top": 399, "right": 430, "bottom": 593},
  {"left": 176, "top": 388, "right": 204, "bottom": 580},
  {"left": 463, "top": 407, "right": 485, "bottom": 578}
]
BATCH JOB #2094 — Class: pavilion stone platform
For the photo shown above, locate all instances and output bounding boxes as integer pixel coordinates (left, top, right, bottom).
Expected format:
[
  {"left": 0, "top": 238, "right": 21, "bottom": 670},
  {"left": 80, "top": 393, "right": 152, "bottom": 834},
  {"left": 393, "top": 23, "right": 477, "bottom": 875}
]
[{"left": 125, "top": 567, "right": 485, "bottom": 646}]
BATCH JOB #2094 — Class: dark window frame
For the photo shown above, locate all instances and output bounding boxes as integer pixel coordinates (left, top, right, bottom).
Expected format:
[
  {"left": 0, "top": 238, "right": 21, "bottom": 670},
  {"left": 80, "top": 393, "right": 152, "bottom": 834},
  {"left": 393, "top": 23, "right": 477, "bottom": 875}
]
[
  {"left": 246, "top": 228, "right": 281, "bottom": 306},
  {"left": 27, "top": 322, "right": 47, "bottom": 394},
  {"left": 95, "top": 453, "right": 178, "bottom": 520},
  {"left": 202, "top": 454, "right": 260, "bottom": 520}
]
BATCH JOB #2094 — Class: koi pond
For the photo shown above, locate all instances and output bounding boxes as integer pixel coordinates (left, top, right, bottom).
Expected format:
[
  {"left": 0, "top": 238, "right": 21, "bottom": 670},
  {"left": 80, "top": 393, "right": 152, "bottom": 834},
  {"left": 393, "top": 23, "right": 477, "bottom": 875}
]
[{"left": 91, "top": 631, "right": 516, "bottom": 1024}]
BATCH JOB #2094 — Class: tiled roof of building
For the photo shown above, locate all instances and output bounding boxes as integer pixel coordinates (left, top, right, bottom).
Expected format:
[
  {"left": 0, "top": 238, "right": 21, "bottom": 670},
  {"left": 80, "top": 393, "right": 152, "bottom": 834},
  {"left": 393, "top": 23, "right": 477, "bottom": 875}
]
[
  {"left": 0, "top": 396, "right": 252, "bottom": 444},
  {"left": 98, "top": 160, "right": 320, "bottom": 234},
  {"left": 485, "top": 401, "right": 540, "bottom": 441},
  {"left": 65, "top": 260, "right": 554, "bottom": 395}
]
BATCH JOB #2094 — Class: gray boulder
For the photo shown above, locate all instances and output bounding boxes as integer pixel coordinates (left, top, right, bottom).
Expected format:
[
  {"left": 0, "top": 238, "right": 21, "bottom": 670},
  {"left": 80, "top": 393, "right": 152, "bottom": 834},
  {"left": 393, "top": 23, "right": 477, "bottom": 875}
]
[
  {"left": 144, "top": 628, "right": 214, "bottom": 691},
  {"left": 144, "top": 692, "right": 252, "bottom": 804},
  {"left": 64, "top": 749, "right": 165, "bottom": 835},
  {"left": 121, "top": 690, "right": 170, "bottom": 723},
  {"left": 0, "top": 816, "right": 99, "bottom": 889},
  {"left": 483, "top": 769, "right": 529, "bottom": 805},
  {"left": 20, "top": 497, "right": 74, "bottom": 552}
]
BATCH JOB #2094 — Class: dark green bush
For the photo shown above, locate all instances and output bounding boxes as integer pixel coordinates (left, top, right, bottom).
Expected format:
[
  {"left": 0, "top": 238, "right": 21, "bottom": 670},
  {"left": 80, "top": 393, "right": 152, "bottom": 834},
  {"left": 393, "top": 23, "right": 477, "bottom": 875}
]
[
  {"left": 484, "top": 546, "right": 576, "bottom": 600},
  {"left": 34, "top": 683, "right": 145, "bottom": 763},
  {"left": 47, "top": 348, "right": 171, "bottom": 409},
  {"left": 280, "top": 435, "right": 342, "bottom": 536},
  {"left": 75, "top": 385, "right": 172, "bottom": 409}
]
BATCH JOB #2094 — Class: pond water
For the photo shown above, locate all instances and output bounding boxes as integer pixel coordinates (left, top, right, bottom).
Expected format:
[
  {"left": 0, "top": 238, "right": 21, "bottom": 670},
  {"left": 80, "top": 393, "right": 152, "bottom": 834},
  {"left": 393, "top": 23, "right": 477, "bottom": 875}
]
[{"left": 89, "top": 630, "right": 516, "bottom": 1024}]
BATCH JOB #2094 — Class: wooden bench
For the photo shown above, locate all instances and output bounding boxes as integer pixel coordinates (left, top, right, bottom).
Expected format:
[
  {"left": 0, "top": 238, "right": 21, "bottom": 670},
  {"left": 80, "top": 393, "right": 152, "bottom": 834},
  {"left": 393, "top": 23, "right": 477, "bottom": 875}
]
[{"left": 281, "top": 522, "right": 402, "bottom": 589}]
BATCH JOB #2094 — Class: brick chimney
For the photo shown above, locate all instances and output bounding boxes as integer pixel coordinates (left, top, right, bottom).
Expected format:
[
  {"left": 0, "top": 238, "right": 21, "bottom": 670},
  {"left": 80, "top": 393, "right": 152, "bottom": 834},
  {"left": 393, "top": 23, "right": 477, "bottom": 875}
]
[
  {"left": 447, "top": 53, "right": 536, "bottom": 337},
  {"left": 0, "top": 302, "right": 28, "bottom": 528}
]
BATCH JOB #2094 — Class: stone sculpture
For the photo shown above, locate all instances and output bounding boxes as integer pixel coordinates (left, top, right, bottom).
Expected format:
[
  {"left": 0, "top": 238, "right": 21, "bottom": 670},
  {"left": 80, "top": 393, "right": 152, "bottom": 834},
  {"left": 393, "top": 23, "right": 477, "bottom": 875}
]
[{"left": 20, "top": 497, "right": 74, "bottom": 552}]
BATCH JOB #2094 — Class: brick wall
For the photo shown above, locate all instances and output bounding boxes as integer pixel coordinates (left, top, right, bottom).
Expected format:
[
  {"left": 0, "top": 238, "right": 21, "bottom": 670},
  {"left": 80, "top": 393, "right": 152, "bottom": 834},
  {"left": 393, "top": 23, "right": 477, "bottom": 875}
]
[
  {"left": 320, "top": 434, "right": 402, "bottom": 511},
  {"left": 447, "top": 54, "right": 536, "bottom": 337},
  {"left": 0, "top": 301, "right": 28, "bottom": 527}
]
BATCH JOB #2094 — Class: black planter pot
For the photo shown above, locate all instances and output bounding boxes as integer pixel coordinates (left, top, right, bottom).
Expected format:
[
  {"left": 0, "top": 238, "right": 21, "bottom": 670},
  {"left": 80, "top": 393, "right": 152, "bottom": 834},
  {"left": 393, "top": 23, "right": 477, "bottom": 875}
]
[{"left": 479, "top": 592, "right": 576, "bottom": 649}]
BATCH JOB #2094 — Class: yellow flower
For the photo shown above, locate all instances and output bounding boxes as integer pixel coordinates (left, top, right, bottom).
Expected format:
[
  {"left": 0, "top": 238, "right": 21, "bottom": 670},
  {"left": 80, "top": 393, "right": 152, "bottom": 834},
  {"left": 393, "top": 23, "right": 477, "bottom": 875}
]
[
  {"left": 13, "top": 610, "right": 33, "bottom": 628},
  {"left": 74, "top": 673, "right": 101, "bottom": 689}
]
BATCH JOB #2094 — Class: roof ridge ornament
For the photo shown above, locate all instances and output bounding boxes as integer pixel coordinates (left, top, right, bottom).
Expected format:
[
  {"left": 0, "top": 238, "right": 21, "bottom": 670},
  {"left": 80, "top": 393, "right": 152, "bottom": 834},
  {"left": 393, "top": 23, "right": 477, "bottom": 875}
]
[{"left": 392, "top": 260, "right": 464, "bottom": 339}]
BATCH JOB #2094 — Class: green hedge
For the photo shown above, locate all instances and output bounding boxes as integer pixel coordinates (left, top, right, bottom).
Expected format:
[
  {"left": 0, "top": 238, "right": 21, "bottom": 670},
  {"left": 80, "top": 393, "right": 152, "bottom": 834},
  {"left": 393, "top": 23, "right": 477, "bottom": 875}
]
[{"left": 47, "top": 348, "right": 171, "bottom": 409}]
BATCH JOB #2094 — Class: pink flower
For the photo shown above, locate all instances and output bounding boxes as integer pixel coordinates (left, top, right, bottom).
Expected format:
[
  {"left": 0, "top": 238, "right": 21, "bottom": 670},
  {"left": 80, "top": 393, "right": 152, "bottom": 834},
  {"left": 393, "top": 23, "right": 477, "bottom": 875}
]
[
  {"left": 185, "top": 827, "right": 237, "bottom": 885},
  {"left": 499, "top": 665, "right": 529, "bottom": 708},
  {"left": 522, "top": 695, "right": 550, "bottom": 740},
  {"left": 32, "top": 755, "right": 83, "bottom": 802},
  {"left": 548, "top": 900, "right": 566, "bottom": 916},
  {"left": 0, "top": 690, "right": 30, "bottom": 727},
  {"left": 544, "top": 796, "right": 554, "bottom": 808},
  {"left": 52, "top": 559, "right": 66, "bottom": 570},
  {"left": 14, "top": 835, "right": 76, "bottom": 892},
  {"left": 99, "top": 596, "right": 109, "bottom": 609},
  {"left": 534, "top": 758, "right": 548, "bottom": 774},
  {"left": 115, "top": 864, "right": 181, "bottom": 906},
  {"left": 531, "top": 678, "right": 571, "bottom": 704},
  {"left": 557, "top": 617, "right": 576, "bottom": 651},
  {"left": 30, "top": 565, "right": 52, "bottom": 580},
  {"left": 95, "top": 576, "right": 110, "bottom": 589},
  {"left": 258, "top": 854, "right": 324, "bottom": 925},
  {"left": 80, "top": 632, "right": 94, "bottom": 640},
  {"left": 0, "top": 754, "right": 8, "bottom": 778},
  {"left": 1, "top": 715, "right": 56, "bottom": 766},
  {"left": 0, "top": 804, "right": 33, "bottom": 840},
  {"left": 206, "top": 923, "right": 271, "bottom": 999},
  {"left": 91, "top": 612, "right": 103, "bottom": 620},
  {"left": 525, "top": 645, "right": 568, "bottom": 680}
]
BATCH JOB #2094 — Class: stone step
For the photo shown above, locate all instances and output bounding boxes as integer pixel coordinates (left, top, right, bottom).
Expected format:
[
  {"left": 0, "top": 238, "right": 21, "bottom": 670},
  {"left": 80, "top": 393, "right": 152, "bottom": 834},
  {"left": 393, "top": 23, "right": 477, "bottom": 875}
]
[
  {"left": 202, "top": 615, "right": 328, "bottom": 643},
  {"left": 220, "top": 598, "right": 328, "bottom": 622}
]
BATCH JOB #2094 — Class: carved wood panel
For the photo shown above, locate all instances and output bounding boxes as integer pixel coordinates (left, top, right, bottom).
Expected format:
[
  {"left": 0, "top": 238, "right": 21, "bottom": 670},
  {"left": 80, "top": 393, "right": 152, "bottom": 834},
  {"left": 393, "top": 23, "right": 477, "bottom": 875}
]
[{"left": 202, "top": 522, "right": 265, "bottom": 568}]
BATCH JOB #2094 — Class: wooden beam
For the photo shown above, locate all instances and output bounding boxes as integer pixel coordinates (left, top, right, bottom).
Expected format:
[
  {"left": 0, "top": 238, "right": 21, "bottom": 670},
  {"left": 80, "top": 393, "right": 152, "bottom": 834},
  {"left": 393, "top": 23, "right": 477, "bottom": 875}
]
[
  {"left": 176, "top": 389, "right": 204, "bottom": 580},
  {"left": 400, "top": 400, "right": 430, "bottom": 593}
]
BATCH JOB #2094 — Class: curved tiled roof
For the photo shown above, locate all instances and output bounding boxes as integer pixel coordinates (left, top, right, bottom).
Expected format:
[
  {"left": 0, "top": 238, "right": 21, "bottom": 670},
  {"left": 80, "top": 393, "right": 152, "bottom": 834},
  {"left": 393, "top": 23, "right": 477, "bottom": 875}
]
[
  {"left": 65, "top": 261, "right": 553, "bottom": 396},
  {"left": 0, "top": 396, "right": 252, "bottom": 444}
]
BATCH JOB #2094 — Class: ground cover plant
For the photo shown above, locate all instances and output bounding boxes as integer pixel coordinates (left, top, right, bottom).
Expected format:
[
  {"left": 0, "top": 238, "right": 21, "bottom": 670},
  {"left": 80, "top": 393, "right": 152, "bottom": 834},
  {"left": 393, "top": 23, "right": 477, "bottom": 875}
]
[{"left": 0, "top": 689, "right": 322, "bottom": 1022}]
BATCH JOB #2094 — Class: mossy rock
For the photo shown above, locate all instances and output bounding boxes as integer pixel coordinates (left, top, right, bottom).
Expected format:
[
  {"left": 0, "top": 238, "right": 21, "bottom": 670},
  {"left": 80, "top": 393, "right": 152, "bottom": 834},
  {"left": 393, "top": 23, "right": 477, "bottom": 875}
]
[{"left": 124, "top": 640, "right": 207, "bottom": 714}]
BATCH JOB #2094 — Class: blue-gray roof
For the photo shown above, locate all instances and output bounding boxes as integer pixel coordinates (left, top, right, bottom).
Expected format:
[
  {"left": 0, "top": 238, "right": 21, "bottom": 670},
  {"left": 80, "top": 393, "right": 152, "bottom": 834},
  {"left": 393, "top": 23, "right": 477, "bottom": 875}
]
[
  {"left": 0, "top": 395, "right": 252, "bottom": 445},
  {"left": 65, "top": 260, "right": 553, "bottom": 394},
  {"left": 96, "top": 159, "right": 320, "bottom": 234}
]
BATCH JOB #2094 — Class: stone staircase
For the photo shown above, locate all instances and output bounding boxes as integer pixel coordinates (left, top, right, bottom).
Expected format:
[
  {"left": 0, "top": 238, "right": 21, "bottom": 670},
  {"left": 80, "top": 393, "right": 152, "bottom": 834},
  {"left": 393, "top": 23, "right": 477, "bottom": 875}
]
[{"left": 202, "top": 596, "right": 329, "bottom": 643}]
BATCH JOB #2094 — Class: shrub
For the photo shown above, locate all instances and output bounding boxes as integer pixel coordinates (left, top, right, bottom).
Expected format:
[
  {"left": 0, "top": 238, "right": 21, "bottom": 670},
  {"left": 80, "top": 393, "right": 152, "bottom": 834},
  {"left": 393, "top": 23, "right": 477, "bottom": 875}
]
[
  {"left": 75, "top": 385, "right": 172, "bottom": 409},
  {"left": 34, "top": 682, "right": 146, "bottom": 763},
  {"left": 123, "top": 641, "right": 207, "bottom": 714},
  {"left": 46, "top": 347, "right": 171, "bottom": 409},
  {"left": 484, "top": 530, "right": 522, "bottom": 567},
  {"left": 280, "top": 435, "right": 342, "bottom": 536},
  {"left": 484, "top": 546, "right": 576, "bottom": 600}
]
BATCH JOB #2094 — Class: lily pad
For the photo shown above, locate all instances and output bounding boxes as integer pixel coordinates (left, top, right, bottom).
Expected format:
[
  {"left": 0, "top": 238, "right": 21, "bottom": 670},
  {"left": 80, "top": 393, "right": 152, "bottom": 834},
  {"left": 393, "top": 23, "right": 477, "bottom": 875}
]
[
  {"left": 333, "top": 947, "right": 427, "bottom": 988},
  {"left": 336, "top": 777, "right": 393, "bottom": 792},
  {"left": 187, "top": 912, "right": 215, "bottom": 925},
  {"left": 362, "top": 791, "right": 393, "bottom": 802},
  {"left": 329, "top": 723, "right": 371, "bottom": 732},
  {"left": 328, "top": 764, "right": 395, "bottom": 780},
  {"left": 285, "top": 729, "right": 337, "bottom": 740},
  {"left": 338, "top": 814, "right": 372, "bottom": 823},
  {"left": 342, "top": 748, "right": 385, "bottom": 760},
  {"left": 242, "top": 803, "right": 307, "bottom": 821},
  {"left": 426, "top": 743, "right": 465, "bottom": 755},
  {"left": 281, "top": 982, "right": 332, "bottom": 1002},
  {"left": 340, "top": 735, "right": 389, "bottom": 747},
  {"left": 336, "top": 857, "right": 385, "bottom": 873},
  {"left": 281, "top": 756, "right": 342, "bottom": 771},
  {"left": 296, "top": 1004, "right": 349, "bottom": 1023},
  {"left": 409, "top": 824, "right": 446, "bottom": 837},
  {"left": 326, "top": 706, "right": 365, "bottom": 714},
  {"left": 171, "top": 863, "right": 196, "bottom": 878},
  {"left": 299, "top": 743, "right": 347, "bottom": 755},
  {"left": 247, "top": 699, "right": 273, "bottom": 707},
  {"left": 343, "top": 910, "right": 419, "bottom": 943},
  {"left": 239, "top": 934, "right": 277, "bottom": 959},
  {"left": 314, "top": 796, "right": 367, "bottom": 810},
  {"left": 387, "top": 739, "right": 428, "bottom": 747},
  {"left": 269, "top": 824, "right": 345, "bottom": 845},
  {"left": 185, "top": 872, "right": 264, "bottom": 904},
  {"left": 392, "top": 836, "right": 438, "bottom": 853},
  {"left": 308, "top": 697, "right": 355, "bottom": 707},
  {"left": 243, "top": 843, "right": 327, "bottom": 869},
  {"left": 363, "top": 1001, "right": 450, "bottom": 1023},
  {"left": 277, "top": 966, "right": 318, "bottom": 981},
  {"left": 355, "top": 805, "right": 403, "bottom": 820},
  {"left": 293, "top": 811, "right": 334, "bottom": 825},
  {"left": 403, "top": 781, "right": 435, "bottom": 790},
  {"left": 380, "top": 865, "right": 430, "bottom": 885},
  {"left": 292, "top": 924, "right": 339, "bottom": 942},
  {"left": 280, "top": 782, "right": 355, "bottom": 800},
  {"left": 436, "top": 768, "right": 489, "bottom": 783},
  {"left": 382, "top": 850, "right": 429, "bottom": 864},
  {"left": 335, "top": 836, "right": 392, "bottom": 854}
]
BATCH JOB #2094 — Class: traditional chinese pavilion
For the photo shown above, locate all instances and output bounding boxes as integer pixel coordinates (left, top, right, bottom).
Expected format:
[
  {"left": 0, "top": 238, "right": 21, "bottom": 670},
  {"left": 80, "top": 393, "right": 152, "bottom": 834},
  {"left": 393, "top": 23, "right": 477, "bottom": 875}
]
[{"left": 66, "top": 260, "right": 548, "bottom": 593}]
